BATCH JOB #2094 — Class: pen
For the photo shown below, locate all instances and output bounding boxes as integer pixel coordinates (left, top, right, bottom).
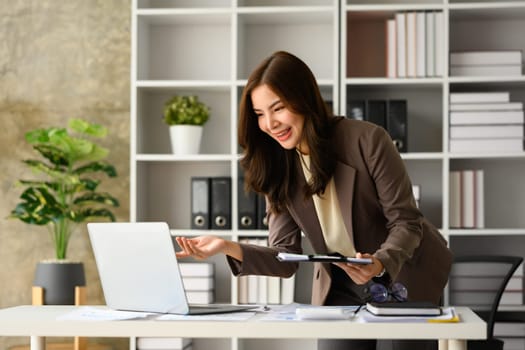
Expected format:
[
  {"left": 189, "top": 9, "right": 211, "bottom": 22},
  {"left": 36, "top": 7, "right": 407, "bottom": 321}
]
[{"left": 355, "top": 304, "right": 363, "bottom": 315}]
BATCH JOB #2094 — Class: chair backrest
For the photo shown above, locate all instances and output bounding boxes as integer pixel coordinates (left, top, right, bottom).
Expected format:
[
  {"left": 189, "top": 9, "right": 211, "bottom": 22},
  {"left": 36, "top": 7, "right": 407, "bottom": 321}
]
[{"left": 449, "top": 255, "right": 523, "bottom": 339}]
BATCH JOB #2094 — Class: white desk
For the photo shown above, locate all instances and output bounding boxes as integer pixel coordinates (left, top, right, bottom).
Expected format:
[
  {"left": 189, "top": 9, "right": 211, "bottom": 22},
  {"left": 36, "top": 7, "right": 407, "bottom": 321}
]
[{"left": 0, "top": 305, "right": 486, "bottom": 350}]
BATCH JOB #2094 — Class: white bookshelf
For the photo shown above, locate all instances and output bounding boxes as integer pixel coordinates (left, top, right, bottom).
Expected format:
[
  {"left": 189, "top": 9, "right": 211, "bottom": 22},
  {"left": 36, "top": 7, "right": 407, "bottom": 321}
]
[{"left": 132, "top": 1, "right": 525, "bottom": 349}]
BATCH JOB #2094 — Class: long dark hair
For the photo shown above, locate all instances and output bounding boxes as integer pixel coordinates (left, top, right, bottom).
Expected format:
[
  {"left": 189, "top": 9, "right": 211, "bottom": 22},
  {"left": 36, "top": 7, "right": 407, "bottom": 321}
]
[{"left": 238, "top": 51, "right": 337, "bottom": 213}]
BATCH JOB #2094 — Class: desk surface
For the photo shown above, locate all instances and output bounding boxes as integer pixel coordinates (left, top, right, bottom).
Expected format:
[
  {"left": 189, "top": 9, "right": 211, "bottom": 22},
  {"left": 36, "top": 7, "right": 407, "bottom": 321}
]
[{"left": 0, "top": 305, "right": 486, "bottom": 340}]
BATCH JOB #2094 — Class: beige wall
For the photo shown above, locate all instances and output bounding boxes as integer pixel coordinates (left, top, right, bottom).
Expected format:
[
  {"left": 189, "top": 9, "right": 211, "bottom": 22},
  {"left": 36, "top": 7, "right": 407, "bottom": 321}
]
[{"left": 0, "top": 1, "right": 131, "bottom": 348}]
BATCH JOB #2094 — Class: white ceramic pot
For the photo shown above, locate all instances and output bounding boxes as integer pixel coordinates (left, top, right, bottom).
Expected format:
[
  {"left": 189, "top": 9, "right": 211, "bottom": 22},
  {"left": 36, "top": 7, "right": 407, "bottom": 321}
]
[{"left": 169, "top": 125, "right": 203, "bottom": 154}]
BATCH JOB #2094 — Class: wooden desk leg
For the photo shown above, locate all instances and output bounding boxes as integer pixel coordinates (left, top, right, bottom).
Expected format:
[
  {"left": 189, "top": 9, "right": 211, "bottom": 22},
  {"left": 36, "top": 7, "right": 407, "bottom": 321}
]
[
  {"left": 30, "top": 336, "right": 44, "bottom": 350},
  {"left": 447, "top": 339, "right": 466, "bottom": 350}
]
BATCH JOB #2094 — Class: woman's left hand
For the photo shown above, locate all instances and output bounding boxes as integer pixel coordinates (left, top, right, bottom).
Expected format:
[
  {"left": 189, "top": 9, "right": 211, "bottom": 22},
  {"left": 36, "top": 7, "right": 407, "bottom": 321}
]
[{"left": 333, "top": 252, "right": 384, "bottom": 285}]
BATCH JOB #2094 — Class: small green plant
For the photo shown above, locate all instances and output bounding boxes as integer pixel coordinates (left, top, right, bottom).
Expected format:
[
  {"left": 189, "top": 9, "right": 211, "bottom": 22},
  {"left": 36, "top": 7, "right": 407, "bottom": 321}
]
[
  {"left": 8, "top": 118, "right": 119, "bottom": 260},
  {"left": 163, "top": 95, "right": 210, "bottom": 126}
]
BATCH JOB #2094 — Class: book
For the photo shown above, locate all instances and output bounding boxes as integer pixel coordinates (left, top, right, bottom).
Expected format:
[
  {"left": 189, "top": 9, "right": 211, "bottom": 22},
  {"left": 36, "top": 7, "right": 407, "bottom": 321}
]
[
  {"left": 449, "top": 171, "right": 461, "bottom": 228},
  {"left": 450, "top": 290, "right": 523, "bottom": 306},
  {"left": 181, "top": 277, "right": 214, "bottom": 291},
  {"left": 267, "top": 275, "right": 281, "bottom": 304},
  {"left": 450, "top": 65, "right": 522, "bottom": 77},
  {"left": 451, "top": 262, "right": 524, "bottom": 276},
  {"left": 449, "top": 275, "right": 523, "bottom": 291},
  {"left": 460, "top": 170, "right": 475, "bottom": 228},
  {"left": 395, "top": 12, "right": 406, "bottom": 78},
  {"left": 280, "top": 275, "right": 296, "bottom": 304},
  {"left": 406, "top": 12, "right": 417, "bottom": 78},
  {"left": 179, "top": 263, "right": 214, "bottom": 277},
  {"left": 449, "top": 102, "right": 523, "bottom": 112},
  {"left": 475, "top": 169, "right": 484, "bottom": 229},
  {"left": 449, "top": 110, "right": 524, "bottom": 125},
  {"left": 494, "top": 322, "right": 525, "bottom": 337},
  {"left": 434, "top": 11, "right": 444, "bottom": 77},
  {"left": 450, "top": 50, "right": 522, "bottom": 66},
  {"left": 186, "top": 291, "right": 214, "bottom": 304},
  {"left": 386, "top": 18, "right": 397, "bottom": 78},
  {"left": 450, "top": 139, "right": 524, "bottom": 153},
  {"left": 366, "top": 301, "right": 442, "bottom": 316},
  {"left": 449, "top": 92, "right": 510, "bottom": 104},
  {"left": 416, "top": 11, "right": 426, "bottom": 78},
  {"left": 425, "top": 11, "right": 435, "bottom": 77}
]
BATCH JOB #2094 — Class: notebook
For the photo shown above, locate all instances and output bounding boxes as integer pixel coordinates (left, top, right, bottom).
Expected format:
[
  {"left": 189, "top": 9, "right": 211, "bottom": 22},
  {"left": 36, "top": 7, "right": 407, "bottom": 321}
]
[{"left": 87, "top": 221, "right": 256, "bottom": 315}]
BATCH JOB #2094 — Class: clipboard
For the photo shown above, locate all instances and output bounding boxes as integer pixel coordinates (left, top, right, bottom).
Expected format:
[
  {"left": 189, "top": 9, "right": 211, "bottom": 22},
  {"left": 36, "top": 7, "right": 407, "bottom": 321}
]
[{"left": 276, "top": 252, "right": 372, "bottom": 264}]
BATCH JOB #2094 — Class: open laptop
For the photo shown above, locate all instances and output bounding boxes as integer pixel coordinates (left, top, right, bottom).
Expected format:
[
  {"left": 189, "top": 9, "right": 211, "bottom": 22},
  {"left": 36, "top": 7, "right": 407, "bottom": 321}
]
[{"left": 87, "top": 221, "right": 257, "bottom": 315}]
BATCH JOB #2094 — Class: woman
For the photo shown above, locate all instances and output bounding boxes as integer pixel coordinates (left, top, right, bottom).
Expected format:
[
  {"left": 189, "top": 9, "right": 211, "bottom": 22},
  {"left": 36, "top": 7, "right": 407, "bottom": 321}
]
[{"left": 176, "top": 51, "right": 452, "bottom": 350}]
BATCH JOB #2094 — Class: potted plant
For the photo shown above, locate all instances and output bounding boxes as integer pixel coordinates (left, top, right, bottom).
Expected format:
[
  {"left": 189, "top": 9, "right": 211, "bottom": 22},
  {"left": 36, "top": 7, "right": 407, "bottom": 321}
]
[
  {"left": 8, "top": 118, "right": 119, "bottom": 305},
  {"left": 163, "top": 95, "right": 210, "bottom": 154}
]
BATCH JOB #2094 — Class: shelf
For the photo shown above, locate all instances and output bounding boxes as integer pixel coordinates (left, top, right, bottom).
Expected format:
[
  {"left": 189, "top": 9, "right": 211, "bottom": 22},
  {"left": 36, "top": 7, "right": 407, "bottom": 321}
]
[
  {"left": 132, "top": 1, "right": 525, "bottom": 349},
  {"left": 448, "top": 152, "right": 525, "bottom": 159},
  {"left": 449, "top": 229, "right": 525, "bottom": 236},
  {"left": 135, "top": 154, "right": 235, "bottom": 162},
  {"left": 345, "top": 77, "right": 444, "bottom": 85}
]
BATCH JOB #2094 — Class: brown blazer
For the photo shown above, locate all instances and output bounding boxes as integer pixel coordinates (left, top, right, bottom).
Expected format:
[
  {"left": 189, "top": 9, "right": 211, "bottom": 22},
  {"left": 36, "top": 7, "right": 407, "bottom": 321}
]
[{"left": 228, "top": 118, "right": 452, "bottom": 305}]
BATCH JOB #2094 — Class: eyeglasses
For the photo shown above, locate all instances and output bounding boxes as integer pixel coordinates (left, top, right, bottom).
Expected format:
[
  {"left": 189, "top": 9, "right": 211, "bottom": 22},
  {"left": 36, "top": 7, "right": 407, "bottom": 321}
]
[{"left": 365, "top": 282, "right": 408, "bottom": 303}]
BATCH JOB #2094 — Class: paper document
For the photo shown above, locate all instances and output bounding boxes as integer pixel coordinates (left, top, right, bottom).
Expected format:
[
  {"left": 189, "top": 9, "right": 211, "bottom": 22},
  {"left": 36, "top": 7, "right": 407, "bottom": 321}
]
[
  {"left": 259, "top": 303, "right": 360, "bottom": 321},
  {"left": 156, "top": 311, "right": 256, "bottom": 321},
  {"left": 276, "top": 252, "right": 372, "bottom": 264},
  {"left": 57, "top": 306, "right": 153, "bottom": 321}
]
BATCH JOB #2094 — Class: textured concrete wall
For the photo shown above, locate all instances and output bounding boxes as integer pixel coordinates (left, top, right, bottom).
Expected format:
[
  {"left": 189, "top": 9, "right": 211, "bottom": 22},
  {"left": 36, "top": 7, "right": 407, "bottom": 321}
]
[{"left": 0, "top": 1, "right": 131, "bottom": 349}]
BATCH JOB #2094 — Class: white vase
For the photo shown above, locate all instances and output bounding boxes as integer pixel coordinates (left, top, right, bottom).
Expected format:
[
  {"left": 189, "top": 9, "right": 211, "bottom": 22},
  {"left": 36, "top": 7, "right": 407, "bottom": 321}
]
[{"left": 169, "top": 125, "right": 203, "bottom": 155}]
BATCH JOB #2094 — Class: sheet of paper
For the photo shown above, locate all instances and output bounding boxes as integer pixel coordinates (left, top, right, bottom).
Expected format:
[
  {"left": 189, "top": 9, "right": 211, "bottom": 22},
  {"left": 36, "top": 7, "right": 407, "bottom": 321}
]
[
  {"left": 259, "top": 303, "right": 360, "bottom": 321},
  {"left": 155, "top": 311, "right": 256, "bottom": 321},
  {"left": 57, "top": 306, "right": 154, "bottom": 321}
]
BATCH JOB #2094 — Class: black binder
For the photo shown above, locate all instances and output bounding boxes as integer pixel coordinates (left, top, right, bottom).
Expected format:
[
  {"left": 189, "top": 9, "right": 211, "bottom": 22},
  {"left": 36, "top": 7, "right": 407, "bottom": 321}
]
[
  {"left": 387, "top": 100, "right": 408, "bottom": 153},
  {"left": 191, "top": 177, "right": 210, "bottom": 229},
  {"left": 211, "top": 177, "right": 232, "bottom": 230},
  {"left": 257, "top": 194, "right": 268, "bottom": 230},
  {"left": 237, "top": 177, "right": 257, "bottom": 230},
  {"left": 366, "top": 100, "right": 387, "bottom": 129}
]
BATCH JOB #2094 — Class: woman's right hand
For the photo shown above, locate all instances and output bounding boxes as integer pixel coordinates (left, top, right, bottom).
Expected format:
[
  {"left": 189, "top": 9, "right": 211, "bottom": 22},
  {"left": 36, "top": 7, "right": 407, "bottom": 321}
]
[{"left": 175, "top": 236, "right": 243, "bottom": 261}]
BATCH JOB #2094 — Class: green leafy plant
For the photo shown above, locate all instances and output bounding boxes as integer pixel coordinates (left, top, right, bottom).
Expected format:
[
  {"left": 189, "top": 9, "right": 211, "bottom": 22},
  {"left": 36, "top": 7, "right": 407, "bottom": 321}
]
[
  {"left": 8, "top": 118, "right": 120, "bottom": 260},
  {"left": 163, "top": 95, "right": 210, "bottom": 126}
]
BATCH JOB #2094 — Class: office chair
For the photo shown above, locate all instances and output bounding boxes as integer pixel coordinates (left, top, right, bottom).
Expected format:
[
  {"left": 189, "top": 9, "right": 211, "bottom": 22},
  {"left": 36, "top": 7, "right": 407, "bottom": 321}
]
[{"left": 449, "top": 255, "right": 523, "bottom": 350}]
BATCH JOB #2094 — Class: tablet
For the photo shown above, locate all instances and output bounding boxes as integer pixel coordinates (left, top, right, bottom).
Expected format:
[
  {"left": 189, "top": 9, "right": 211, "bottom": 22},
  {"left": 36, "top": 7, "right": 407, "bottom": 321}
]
[{"left": 276, "top": 252, "right": 373, "bottom": 264}]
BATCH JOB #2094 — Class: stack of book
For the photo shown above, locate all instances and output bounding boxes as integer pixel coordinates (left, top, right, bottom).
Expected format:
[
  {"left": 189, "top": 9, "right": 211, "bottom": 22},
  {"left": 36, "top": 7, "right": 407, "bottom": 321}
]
[
  {"left": 494, "top": 322, "right": 525, "bottom": 350},
  {"left": 449, "top": 262, "right": 524, "bottom": 309},
  {"left": 449, "top": 92, "right": 525, "bottom": 153},
  {"left": 385, "top": 11, "right": 444, "bottom": 78},
  {"left": 238, "top": 238, "right": 295, "bottom": 305},
  {"left": 179, "top": 262, "right": 215, "bottom": 304},
  {"left": 450, "top": 50, "right": 523, "bottom": 77},
  {"left": 137, "top": 337, "right": 192, "bottom": 350},
  {"left": 449, "top": 169, "right": 484, "bottom": 229}
]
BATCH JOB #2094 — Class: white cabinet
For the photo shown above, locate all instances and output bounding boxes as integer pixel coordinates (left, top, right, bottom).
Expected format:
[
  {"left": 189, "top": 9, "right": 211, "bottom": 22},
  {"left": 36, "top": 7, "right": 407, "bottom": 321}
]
[{"left": 132, "top": 1, "right": 525, "bottom": 349}]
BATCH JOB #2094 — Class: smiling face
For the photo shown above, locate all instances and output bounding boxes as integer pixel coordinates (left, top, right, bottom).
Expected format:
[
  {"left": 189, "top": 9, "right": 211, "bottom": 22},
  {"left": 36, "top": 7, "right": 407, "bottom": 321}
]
[{"left": 251, "top": 84, "right": 308, "bottom": 154}]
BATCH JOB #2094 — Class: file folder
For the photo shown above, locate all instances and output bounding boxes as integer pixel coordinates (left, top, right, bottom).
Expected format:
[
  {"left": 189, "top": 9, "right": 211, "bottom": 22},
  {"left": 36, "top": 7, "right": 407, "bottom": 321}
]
[
  {"left": 387, "top": 100, "right": 408, "bottom": 153},
  {"left": 191, "top": 177, "right": 210, "bottom": 229},
  {"left": 211, "top": 177, "right": 231, "bottom": 230},
  {"left": 366, "top": 100, "right": 387, "bottom": 129},
  {"left": 238, "top": 177, "right": 257, "bottom": 230},
  {"left": 257, "top": 194, "right": 268, "bottom": 230}
]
